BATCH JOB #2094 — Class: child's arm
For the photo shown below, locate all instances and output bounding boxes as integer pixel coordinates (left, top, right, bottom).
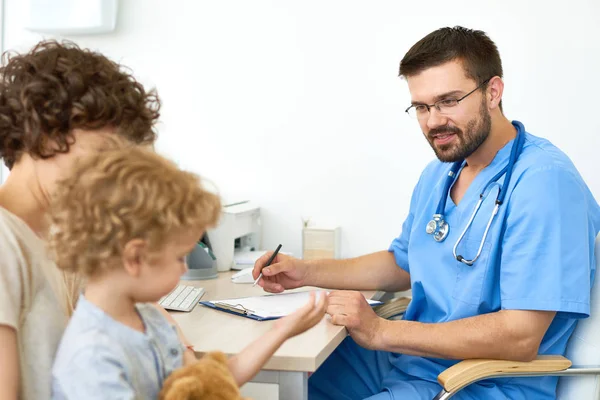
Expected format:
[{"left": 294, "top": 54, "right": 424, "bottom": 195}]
[{"left": 227, "top": 291, "right": 328, "bottom": 386}]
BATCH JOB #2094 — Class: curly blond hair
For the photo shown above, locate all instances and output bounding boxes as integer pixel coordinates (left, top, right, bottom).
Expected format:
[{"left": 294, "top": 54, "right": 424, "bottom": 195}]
[{"left": 48, "top": 147, "right": 221, "bottom": 276}]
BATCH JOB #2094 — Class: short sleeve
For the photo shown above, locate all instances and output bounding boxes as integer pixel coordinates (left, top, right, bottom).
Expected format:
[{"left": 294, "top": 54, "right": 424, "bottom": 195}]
[
  {"left": 500, "top": 167, "right": 594, "bottom": 318},
  {"left": 52, "top": 346, "right": 135, "bottom": 400},
  {"left": 0, "top": 221, "right": 24, "bottom": 329},
  {"left": 138, "top": 304, "right": 185, "bottom": 372},
  {"left": 389, "top": 173, "right": 424, "bottom": 274}
]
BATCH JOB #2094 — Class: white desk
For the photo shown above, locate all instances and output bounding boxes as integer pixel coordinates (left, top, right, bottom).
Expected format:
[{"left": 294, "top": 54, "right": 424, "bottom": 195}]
[{"left": 170, "top": 271, "right": 379, "bottom": 399}]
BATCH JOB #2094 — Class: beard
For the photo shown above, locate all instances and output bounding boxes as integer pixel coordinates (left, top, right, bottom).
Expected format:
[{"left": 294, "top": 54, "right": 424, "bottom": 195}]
[{"left": 426, "top": 99, "right": 492, "bottom": 163}]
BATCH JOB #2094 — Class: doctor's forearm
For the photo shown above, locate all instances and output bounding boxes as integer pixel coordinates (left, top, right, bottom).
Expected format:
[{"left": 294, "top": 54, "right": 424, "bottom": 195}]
[
  {"left": 305, "top": 251, "right": 410, "bottom": 292},
  {"left": 377, "top": 310, "right": 555, "bottom": 362}
]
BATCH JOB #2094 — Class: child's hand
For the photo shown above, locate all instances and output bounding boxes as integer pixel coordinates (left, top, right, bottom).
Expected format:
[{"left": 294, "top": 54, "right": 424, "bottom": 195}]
[
  {"left": 273, "top": 291, "right": 328, "bottom": 338},
  {"left": 226, "top": 292, "right": 328, "bottom": 386}
]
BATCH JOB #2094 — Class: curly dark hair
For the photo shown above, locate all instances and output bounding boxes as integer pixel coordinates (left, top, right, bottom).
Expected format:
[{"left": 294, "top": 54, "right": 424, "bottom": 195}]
[{"left": 0, "top": 40, "right": 160, "bottom": 169}]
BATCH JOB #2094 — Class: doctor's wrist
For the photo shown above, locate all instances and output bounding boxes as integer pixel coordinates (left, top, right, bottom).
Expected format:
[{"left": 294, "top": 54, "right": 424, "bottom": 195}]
[
  {"left": 302, "top": 261, "right": 315, "bottom": 286},
  {"left": 373, "top": 318, "right": 394, "bottom": 351}
]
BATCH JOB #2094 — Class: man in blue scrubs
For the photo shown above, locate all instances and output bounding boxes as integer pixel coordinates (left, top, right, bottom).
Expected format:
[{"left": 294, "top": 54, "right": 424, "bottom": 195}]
[{"left": 253, "top": 26, "right": 600, "bottom": 399}]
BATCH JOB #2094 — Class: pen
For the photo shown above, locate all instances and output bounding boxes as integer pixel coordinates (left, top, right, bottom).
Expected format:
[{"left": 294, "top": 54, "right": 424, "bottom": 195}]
[{"left": 253, "top": 244, "right": 282, "bottom": 287}]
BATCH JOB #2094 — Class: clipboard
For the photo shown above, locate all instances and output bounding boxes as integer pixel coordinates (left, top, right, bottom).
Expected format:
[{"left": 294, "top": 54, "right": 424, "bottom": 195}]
[
  {"left": 200, "top": 291, "right": 383, "bottom": 321},
  {"left": 200, "top": 300, "right": 277, "bottom": 321}
]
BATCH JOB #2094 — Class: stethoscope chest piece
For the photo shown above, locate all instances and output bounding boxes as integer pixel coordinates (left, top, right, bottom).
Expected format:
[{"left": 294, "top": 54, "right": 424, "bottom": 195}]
[{"left": 426, "top": 214, "right": 449, "bottom": 242}]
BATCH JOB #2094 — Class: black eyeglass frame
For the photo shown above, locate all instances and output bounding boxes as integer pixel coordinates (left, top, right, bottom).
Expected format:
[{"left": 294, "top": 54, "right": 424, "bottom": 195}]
[{"left": 405, "top": 77, "right": 493, "bottom": 118}]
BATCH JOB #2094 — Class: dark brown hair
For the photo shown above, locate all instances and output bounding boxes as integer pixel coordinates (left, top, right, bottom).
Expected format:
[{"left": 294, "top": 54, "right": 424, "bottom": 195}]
[
  {"left": 0, "top": 40, "right": 160, "bottom": 169},
  {"left": 399, "top": 26, "right": 503, "bottom": 96}
]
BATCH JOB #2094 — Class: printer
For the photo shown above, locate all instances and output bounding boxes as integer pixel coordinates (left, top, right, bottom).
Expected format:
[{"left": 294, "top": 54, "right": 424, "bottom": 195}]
[
  {"left": 181, "top": 233, "right": 218, "bottom": 280},
  {"left": 207, "top": 201, "right": 262, "bottom": 272}
]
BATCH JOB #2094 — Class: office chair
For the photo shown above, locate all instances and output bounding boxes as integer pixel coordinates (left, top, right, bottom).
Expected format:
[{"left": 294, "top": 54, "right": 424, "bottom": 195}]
[{"left": 432, "top": 233, "right": 600, "bottom": 400}]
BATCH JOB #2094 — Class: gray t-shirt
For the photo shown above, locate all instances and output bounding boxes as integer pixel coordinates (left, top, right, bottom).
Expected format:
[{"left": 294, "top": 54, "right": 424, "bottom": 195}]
[{"left": 52, "top": 295, "right": 184, "bottom": 399}]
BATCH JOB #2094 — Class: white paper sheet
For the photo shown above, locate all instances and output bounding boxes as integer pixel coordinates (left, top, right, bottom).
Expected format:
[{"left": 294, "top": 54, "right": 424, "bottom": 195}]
[{"left": 210, "top": 291, "right": 381, "bottom": 319}]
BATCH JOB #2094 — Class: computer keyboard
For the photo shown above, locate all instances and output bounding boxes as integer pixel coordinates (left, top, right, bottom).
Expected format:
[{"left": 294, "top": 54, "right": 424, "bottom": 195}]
[{"left": 159, "top": 284, "right": 205, "bottom": 312}]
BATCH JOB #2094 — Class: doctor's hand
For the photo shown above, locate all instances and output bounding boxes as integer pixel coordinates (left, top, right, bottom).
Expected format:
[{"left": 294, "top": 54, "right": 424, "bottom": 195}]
[
  {"left": 252, "top": 252, "right": 309, "bottom": 293},
  {"left": 327, "top": 291, "right": 385, "bottom": 350}
]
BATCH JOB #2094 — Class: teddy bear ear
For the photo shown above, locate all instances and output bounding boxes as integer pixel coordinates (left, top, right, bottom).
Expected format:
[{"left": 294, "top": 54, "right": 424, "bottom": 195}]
[{"left": 205, "top": 351, "right": 228, "bottom": 364}]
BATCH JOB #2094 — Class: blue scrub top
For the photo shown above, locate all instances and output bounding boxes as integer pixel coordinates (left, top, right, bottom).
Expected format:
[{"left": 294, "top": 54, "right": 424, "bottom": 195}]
[{"left": 389, "top": 122, "right": 600, "bottom": 398}]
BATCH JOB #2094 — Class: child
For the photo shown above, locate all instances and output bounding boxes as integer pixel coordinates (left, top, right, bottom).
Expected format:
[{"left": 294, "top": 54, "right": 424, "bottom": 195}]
[{"left": 49, "top": 147, "right": 328, "bottom": 399}]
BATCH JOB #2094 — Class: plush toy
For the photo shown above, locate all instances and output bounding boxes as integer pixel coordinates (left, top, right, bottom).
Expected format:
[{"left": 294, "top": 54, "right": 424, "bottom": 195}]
[{"left": 159, "top": 351, "right": 251, "bottom": 400}]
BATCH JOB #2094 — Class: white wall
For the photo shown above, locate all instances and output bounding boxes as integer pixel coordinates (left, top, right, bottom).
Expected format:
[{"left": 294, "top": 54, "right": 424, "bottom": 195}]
[
  {"left": 0, "top": 165, "right": 6, "bottom": 183},
  {"left": 3, "top": 0, "right": 600, "bottom": 258},
  {"left": 0, "top": 0, "right": 5, "bottom": 183}
]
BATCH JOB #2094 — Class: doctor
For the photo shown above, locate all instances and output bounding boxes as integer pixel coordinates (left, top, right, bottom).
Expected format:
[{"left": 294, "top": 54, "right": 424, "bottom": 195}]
[{"left": 253, "top": 26, "right": 600, "bottom": 399}]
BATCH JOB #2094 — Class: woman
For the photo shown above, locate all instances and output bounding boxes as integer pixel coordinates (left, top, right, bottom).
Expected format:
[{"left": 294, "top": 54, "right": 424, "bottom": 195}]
[{"left": 0, "top": 40, "right": 160, "bottom": 400}]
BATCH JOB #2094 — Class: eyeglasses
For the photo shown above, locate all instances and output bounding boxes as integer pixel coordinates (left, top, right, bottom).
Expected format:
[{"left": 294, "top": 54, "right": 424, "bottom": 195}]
[{"left": 405, "top": 78, "right": 492, "bottom": 120}]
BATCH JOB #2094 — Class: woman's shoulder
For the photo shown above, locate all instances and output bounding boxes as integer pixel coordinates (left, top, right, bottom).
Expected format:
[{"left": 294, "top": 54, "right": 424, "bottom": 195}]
[
  {"left": 0, "top": 207, "right": 31, "bottom": 269},
  {"left": 0, "top": 207, "right": 49, "bottom": 279},
  {"left": 0, "top": 206, "right": 70, "bottom": 312},
  {"left": 0, "top": 207, "right": 42, "bottom": 252}
]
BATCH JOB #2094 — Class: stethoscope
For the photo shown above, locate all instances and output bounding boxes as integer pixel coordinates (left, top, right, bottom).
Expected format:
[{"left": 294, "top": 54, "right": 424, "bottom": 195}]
[{"left": 425, "top": 121, "right": 526, "bottom": 266}]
